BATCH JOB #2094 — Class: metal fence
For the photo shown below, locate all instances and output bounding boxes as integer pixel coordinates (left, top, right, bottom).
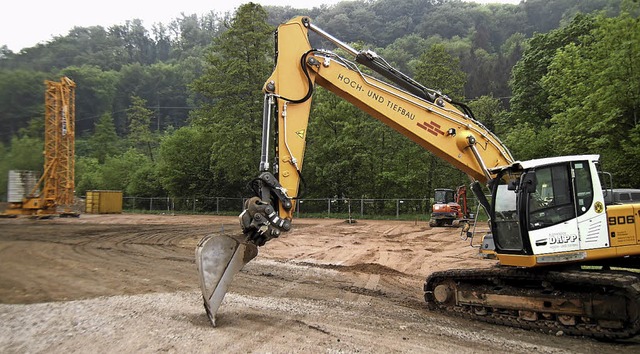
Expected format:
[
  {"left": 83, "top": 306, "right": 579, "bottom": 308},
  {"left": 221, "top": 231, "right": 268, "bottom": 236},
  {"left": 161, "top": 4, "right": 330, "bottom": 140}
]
[
  {"left": 123, "top": 196, "right": 485, "bottom": 220},
  {"left": 124, "top": 196, "right": 242, "bottom": 214}
]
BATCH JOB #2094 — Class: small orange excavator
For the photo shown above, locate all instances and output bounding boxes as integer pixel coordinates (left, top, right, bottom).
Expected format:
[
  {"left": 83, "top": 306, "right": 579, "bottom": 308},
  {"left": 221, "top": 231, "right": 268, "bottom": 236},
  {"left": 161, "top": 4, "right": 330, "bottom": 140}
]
[{"left": 429, "top": 185, "right": 471, "bottom": 227}]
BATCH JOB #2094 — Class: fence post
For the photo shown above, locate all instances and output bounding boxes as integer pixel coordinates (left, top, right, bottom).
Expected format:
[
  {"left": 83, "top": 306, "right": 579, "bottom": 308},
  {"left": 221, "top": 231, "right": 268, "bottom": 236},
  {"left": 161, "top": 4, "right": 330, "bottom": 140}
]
[
  {"left": 193, "top": 197, "right": 196, "bottom": 213},
  {"left": 216, "top": 197, "right": 220, "bottom": 213},
  {"left": 328, "top": 198, "right": 331, "bottom": 215},
  {"left": 396, "top": 199, "right": 399, "bottom": 218}
]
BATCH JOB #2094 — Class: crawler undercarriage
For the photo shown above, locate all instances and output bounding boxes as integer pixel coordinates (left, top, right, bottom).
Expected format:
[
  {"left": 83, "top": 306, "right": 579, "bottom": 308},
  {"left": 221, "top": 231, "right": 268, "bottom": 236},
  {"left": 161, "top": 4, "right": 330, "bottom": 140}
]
[{"left": 424, "top": 267, "right": 640, "bottom": 339}]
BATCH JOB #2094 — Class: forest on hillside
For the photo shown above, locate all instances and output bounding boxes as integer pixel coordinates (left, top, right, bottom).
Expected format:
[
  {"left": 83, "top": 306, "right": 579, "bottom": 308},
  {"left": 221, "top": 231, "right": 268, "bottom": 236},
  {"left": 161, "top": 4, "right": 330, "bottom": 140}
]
[{"left": 0, "top": 0, "right": 638, "bottom": 207}]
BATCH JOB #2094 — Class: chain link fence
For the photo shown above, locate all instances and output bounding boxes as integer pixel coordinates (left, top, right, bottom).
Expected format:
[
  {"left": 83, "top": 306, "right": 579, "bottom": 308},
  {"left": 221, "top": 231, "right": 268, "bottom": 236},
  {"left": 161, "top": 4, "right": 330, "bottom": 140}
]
[
  {"left": 124, "top": 196, "right": 243, "bottom": 215},
  {"left": 123, "top": 196, "right": 485, "bottom": 220}
]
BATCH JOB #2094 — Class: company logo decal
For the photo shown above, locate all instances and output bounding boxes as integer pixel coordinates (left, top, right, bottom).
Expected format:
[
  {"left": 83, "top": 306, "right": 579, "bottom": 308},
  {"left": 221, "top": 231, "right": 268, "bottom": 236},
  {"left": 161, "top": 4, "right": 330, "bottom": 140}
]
[
  {"left": 417, "top": 121, "right": 445, "bottom": 136},
  {"left": 594, "top": 201, "right": 603, "bottom": 213}
]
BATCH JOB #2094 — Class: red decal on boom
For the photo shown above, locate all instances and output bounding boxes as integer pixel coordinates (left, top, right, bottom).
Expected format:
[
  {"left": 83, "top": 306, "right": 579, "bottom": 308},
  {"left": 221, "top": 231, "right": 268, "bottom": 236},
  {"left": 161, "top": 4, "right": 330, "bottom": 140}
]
[{"left": 417, "top": 121, "right": 445, "bottom": 137}]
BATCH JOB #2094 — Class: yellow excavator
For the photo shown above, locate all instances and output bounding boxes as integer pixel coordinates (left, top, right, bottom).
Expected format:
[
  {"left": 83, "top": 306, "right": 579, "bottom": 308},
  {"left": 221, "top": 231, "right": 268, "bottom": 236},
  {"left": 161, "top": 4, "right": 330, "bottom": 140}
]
[{"left": 196, "top": 16, "right": 640, "bottom": 339}]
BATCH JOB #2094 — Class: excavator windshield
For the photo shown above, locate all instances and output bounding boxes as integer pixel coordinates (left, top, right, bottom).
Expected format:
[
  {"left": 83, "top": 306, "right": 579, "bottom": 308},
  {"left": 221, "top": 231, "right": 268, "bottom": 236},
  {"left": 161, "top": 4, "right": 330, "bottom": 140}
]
[{"left": 434, "top": 189, "right": 455, "bottom": 204}]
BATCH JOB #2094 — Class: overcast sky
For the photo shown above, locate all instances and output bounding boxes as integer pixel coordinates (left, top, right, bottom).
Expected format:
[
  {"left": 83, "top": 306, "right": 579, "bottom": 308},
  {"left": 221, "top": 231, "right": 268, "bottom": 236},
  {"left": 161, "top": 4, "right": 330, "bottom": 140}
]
[{"left": 2, "top": 0, "right": 520, "bottom": 52}]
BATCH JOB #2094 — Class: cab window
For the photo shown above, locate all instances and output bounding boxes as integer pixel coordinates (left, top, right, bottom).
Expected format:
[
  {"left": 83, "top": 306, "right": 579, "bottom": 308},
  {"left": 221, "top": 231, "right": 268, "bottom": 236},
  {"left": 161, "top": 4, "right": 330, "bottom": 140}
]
[
  {"left": 528, "top": 164, "right": 575, "bottom": 230},
  {"left": 573, "top": 161, "right": 593, "bottom": 216}
]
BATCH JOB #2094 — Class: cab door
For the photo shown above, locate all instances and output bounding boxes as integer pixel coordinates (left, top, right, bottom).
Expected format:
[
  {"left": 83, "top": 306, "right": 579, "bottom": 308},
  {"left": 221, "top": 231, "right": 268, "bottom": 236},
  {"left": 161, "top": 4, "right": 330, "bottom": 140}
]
[
  {"left": 528, "top": 163, "right": 581, "bottom": 255},
  {"left": 573, "top": 161, "right": 609, "bottom": 250}
]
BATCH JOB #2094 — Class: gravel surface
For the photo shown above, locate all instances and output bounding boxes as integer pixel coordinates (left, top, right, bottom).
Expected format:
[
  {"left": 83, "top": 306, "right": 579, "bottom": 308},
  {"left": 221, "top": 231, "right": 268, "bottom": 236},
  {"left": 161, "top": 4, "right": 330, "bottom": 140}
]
[{"left": 1, "top": 214, "right": 639, "bottom": 353}]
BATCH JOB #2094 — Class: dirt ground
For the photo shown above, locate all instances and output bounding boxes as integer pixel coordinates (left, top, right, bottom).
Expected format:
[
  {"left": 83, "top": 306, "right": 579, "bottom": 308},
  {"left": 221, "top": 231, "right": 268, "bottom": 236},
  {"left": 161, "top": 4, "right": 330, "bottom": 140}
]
[{"left": 0, "top": 213, "right": 639, "bottom": 353}]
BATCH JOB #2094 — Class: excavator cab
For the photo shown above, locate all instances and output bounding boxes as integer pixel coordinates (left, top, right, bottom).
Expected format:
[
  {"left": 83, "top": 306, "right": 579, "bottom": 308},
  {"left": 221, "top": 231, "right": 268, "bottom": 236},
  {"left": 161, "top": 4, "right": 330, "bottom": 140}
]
[
  {"left": 434, "top": 188, "right": 455, "bottom": 204},
  {"left": 487, "top": 155, "right": 609, "bottom": 267}
]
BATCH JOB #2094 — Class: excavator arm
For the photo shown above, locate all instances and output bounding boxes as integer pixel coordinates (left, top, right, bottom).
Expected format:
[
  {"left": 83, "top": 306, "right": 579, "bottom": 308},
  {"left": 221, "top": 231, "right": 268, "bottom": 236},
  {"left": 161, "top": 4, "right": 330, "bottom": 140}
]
[
  {"left": 240, "top": 16, "right": 513, "bottom": 245},
  {"left": 197, "top": 16, "right": 513, "bottom": 326}
]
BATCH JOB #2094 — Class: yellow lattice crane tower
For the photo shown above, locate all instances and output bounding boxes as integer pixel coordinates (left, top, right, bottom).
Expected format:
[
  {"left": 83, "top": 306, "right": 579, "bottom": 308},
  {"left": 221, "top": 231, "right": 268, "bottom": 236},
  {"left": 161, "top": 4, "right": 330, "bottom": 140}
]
[{"left": 3, "top": 77, "right": 77, "bottom": 217}]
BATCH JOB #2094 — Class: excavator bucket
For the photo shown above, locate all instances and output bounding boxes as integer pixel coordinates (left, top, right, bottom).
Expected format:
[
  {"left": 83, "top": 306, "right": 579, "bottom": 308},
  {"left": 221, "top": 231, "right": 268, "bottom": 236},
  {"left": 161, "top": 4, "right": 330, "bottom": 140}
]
[{"left": 195, "top": 234, "right": 258, "bottom": 326}]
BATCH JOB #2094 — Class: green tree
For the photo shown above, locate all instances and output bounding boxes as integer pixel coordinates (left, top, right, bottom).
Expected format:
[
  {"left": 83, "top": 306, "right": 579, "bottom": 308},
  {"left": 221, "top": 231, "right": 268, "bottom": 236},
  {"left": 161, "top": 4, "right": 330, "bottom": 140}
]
[
  {"left": 0, "top": 142, "right": 6, "bottom": 200},
  {"left": 377, "top": 34, "right": 431, "bottom": 75},
  {"left": 541, "top": 5, "right": 640, "bottom": 185},
  {"left": 468, "top": 95, "right": 505, "bottom": 134},
  {"left": 59, "top": 65, "right": 120, "bottom": 134},
  {"left": 76, "top": 151, "right": 154, "bottom": 196},
  {"left": 505, "top": 13, "right": 599, "bottom": 160},
  {"left": 304, "top": 89, "right": 380, "bottom": 199},
  {"left": 88, "top": 113, "right": 122, "bottom": 163},
  {"left": 126, "top": 160, "right": 165, "bottom": 197},
  {"left": 189, "top": 3, "right": 274, "bottom": 195},
  {"left": 509, "top": 13, "right": 597, "bottom": 128},
  {"left": 127, "top": 95, "right": 156, "bottom": 161},
  {"left": 100, "top": 149, "right": 150, "bottom": 191},
  {"left": 0, "top": 70, "right": 48, "bottom": 144},
  {"left": 414, "top": 43, "right": 467, "bottom": 101},
  {"left": 75, "top": 157, "right": 103, "bottom": 197},
  {"left": 1, "top": 135, "right": 44, "bottom": 171},
  {"left": 157, "top": 126, "right": 217, "bottom": 197},
  {"left": 502, "top": 123, "right": 554, "bottom": 161}
]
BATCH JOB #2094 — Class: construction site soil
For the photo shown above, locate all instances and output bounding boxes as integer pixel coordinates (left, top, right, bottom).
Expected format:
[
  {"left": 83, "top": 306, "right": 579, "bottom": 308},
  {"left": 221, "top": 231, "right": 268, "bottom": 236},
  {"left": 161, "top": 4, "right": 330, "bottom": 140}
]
[{"left": 0, "top": 213, "right": 639, "bottom": 353}]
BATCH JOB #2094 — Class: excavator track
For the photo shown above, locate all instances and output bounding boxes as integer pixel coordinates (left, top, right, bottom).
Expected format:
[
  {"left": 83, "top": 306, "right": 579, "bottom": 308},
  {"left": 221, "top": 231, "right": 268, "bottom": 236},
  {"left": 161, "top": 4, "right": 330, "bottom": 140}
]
[{"left": 424, "top": 267, "right": 640, "bottom": 339}]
